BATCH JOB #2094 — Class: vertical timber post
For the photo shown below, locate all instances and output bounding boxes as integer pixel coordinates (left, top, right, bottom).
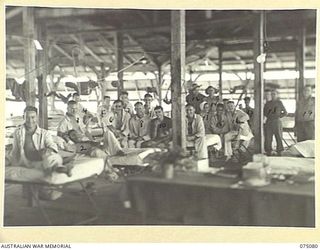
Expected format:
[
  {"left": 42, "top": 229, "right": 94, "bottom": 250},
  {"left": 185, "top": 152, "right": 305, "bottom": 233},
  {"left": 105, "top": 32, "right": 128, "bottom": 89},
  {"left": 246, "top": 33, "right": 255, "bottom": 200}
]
[
  {"left": 171, "top": 10, "right": 186, "bottom": 149},
  {"left": 253, "top": 11, "right": 265, "bottom": 154}
]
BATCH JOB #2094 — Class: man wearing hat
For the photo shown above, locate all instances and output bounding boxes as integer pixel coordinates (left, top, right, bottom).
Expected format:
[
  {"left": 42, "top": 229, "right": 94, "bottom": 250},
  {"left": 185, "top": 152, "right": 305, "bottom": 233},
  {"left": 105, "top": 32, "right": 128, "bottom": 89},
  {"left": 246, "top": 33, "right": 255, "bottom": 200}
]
[
  {"left": 186, "top": 83, "right": 206, "bottom": 114},
  {"left": 242, "top": 96, "right": 254, "bottom": 128},
  {"left": 205, "top": 86, "right": 220, "bottom": 112}
]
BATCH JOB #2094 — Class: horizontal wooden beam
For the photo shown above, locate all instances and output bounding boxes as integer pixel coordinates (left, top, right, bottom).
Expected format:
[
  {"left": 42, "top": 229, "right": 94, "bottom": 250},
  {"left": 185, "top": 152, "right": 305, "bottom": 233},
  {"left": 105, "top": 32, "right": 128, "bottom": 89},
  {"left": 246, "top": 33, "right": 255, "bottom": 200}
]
[{"left": 6, "top": 7, "right": 23, "bottom": 20}]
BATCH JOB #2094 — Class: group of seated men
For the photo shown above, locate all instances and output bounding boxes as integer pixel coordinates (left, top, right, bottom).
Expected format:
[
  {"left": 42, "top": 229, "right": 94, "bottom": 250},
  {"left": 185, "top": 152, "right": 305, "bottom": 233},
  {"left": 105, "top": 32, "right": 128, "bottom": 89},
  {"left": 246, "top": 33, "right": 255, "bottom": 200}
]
[
  {"left": 191, "top": 83, "right": 315, "bottom": 158},
  {"left": 187, "top": 83, "right": 254, "bottom": 161},
  {"left": 5, "top": 83, "right": 314, "bottom": 203}
]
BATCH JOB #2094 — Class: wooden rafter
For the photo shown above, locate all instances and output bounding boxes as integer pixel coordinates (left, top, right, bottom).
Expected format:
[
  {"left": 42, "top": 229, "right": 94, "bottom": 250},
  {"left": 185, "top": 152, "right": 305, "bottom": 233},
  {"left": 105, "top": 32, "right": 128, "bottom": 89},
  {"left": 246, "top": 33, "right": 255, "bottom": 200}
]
[
  {"left": 97, "top": 34, "right": 132, "bottom": 64},
  {"left": 53, "top": 44, "right": 73, "bottom": 61},
  {"left": 70, "top": 34, "right": 103, "bottom": 63},
  {"left": 125, "top": 34, "right": 157, "bottom": 66},
  {"left": 6, "top": 7, "right": 23, "bottom": 20}
]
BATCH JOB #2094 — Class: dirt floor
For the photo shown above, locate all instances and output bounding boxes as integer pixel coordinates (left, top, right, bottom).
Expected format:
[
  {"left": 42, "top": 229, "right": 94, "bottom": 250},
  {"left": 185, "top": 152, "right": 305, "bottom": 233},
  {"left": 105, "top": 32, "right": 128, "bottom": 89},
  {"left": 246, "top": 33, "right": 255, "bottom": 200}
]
[{"left": 3, "top": 176, "right": 142, "bottom": 226}]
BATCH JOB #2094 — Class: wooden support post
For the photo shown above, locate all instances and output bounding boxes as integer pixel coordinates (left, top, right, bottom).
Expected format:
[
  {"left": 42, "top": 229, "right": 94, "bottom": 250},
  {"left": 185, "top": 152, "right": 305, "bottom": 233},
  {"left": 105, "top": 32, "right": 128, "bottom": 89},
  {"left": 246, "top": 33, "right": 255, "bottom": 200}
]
[
  {"left": 253, "top": 12, "right": 265, "bottom": 154},
  {"left": 297, "top": 24, "right": 306, "bottom": 101},
  {"left": 157, "top": 64, "right": 162, "bottom": 106},
  {"left": 115, "top": 32, "right": 124, "bottom": 98},
  {"left": 36, "top": 24, "right": 48, "bottom": 129},
  {"left": 171, "top": 10, "right": 186, "bottom": 149},
  {"left": 23, "top": 7, "right": 36, "bottom": 106},
  {"left": 218, "top": 46, "right": 223, "bottom": 100},
  {"left": 100, "top": 62, "right": 107, "bottom": 102}
]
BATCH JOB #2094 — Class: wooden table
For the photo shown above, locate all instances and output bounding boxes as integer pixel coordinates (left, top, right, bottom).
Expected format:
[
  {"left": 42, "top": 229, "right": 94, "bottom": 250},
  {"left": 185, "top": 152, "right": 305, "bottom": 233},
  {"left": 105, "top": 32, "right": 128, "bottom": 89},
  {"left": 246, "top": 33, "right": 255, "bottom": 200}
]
[{"left": 126, "top": 171, "right": 315, "bottom": 226}]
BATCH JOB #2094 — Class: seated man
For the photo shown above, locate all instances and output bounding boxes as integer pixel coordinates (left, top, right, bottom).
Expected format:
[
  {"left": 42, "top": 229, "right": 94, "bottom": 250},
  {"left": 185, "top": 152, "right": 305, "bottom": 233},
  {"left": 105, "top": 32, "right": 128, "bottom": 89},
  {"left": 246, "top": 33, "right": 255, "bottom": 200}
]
[
  {"left": 58, "top": 100, "right": 124, "bottom": 156},
  {"left": 143, "top": 93, "right": 156, "bottom": 118},
  {"left": 73, "top": 92, "right": 92, "bottom": 122},
  {"left": 103, "top": 100, "right": 130, "bottom": 148},
  {"left": 186, "top": 104, "right": 208, "bottom": 159},
  {"left": 65, "top": 130, "right": 119, "bottom": 180},
  {"left": 142, "top": 106, "right": 172, "bottom": 148},
  {"left": 119, "top": 91, "right": 134, "bottom": 115},
  {"left": 210, "top": 103, "right": 230, "bottom": 135},
  {"left": 6, "top": 106, "right": 63, "bottom": 200},
  {"left": 97, "top": 95, "right": 111, "bottom": 116},
  {"left": 58, "top": 100, "right": 94, "bottom": 142},
  {"left": 128, "top": 102, "right": 151, "bottom": 148},
  {"left": 224, "top": 101, "right": 253, "bottom": 161}
]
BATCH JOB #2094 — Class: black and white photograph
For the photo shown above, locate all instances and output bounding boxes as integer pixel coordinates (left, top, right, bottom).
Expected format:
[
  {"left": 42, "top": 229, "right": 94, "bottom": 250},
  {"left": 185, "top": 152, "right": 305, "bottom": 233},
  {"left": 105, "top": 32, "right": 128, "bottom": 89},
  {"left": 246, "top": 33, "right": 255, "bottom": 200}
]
[{"left": 4, "top": 6, "right": 316, "bottom": 227}]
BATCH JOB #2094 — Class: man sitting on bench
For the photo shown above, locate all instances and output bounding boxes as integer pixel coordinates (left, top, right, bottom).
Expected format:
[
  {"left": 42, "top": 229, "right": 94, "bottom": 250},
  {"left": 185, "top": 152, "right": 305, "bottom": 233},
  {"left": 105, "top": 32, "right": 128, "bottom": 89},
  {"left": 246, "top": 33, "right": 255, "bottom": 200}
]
[
  {"left": 186, "top": 104, "right": 208, "bottom": 159},
  {"left": 141, "top": 105, "right": 172, "bottom": 148},
  {"left": 6, "top": 106, "right": 63, "bottom": 200},
  {"left": 224, "top": 101, "right": 253, "bottom": 161},
  {"left": 58, "top": 100, "right": 125, "bottom": 157}
]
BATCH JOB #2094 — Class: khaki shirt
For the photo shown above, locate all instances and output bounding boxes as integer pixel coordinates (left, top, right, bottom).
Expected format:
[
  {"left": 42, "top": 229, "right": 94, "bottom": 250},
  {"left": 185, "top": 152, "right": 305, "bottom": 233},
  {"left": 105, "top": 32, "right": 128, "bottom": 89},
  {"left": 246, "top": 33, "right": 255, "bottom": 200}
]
[
  {"left": 129, "top": 115, "right": 151, "bottom": 141},
  {"left": 186, "top": 114, "right": 205, "bottom": 138},
  {"left": 210, "top": 113, "right": 230, "bottom": 134},
  {"left": 57, "top": 114, "right": 86, "bottom": 140},
  {"left": 296, "top": 96, "right": 315, "bottom": 122},
  {"left": 113, "top": 110, "right": 131, "bottom": 136}
]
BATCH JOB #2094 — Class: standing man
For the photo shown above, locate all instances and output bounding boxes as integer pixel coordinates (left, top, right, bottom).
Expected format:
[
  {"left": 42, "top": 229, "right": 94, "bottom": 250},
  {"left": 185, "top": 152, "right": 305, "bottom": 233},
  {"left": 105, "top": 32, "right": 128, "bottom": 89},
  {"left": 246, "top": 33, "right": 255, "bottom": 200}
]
[
  {"left": 295, "top": 85, "right": 315, "bottom": 142},
  {"left": 186, "top": 104, "right": 208, "bottom": 159},
  {"left": 242, "top": 97, "right": 254, "bottom": 128},
  {"left": 205, "top": 86, "right": 219, "bottom": 112},
  {"left": 264, "top": 89, "right": 287, "bottom": 156},
  {"left": 186, "top": 83, "right": 206, "bottom": 114},
  {"left": 128, "top": 102, "right": 151, "bottom": 148},
  {"left": 7, "top": 106, "right": 63, "bottom": 200}
]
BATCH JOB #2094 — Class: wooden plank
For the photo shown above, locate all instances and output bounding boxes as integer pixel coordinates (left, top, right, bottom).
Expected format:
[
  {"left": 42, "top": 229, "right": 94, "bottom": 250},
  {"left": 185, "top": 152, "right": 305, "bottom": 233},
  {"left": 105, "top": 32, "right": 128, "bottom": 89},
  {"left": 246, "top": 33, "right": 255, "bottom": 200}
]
[
  {"left": 36, "top": 23, "right": 48, "bottom": 129},
  {"left": 297, "top": 24, "right": 306, "bottom": 101},
  {"left": 253, "top": 12, "right": 265, "bottom": 153},
  {"left": 115, "top": 32, "right": 124, "bottom": 97},
  {"left": 23, "top": 7, "right": 36, "bottom": 106},
  {"left": 170, "top": 10, "right": 186, "bottom": 149},
  {"left": 6, "top": 7, "right": 23, "bottom": 20},
  {"left": 218, "top": 46, "right": 223, "bottom": 100}
]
